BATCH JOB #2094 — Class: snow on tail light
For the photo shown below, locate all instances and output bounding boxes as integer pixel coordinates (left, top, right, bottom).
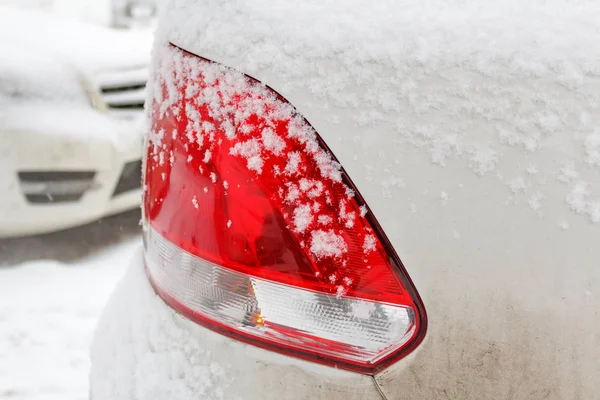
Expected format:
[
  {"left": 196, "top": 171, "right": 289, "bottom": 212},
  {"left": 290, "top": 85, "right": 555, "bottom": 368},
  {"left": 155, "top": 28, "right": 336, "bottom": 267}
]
[{"left": 142, "top": 44, "right": 427, "bottom": 373}]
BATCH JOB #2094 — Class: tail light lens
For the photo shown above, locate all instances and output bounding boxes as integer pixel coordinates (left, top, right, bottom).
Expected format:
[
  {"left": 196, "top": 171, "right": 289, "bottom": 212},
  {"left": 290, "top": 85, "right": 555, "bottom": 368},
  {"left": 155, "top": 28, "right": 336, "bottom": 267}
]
[{"left": 143, "top": 44, "right": 427, "bottom": 373}]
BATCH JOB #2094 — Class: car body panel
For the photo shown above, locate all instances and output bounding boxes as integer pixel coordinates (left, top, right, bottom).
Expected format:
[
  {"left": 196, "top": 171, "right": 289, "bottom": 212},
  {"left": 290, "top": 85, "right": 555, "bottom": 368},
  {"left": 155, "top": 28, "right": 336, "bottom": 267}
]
[
  {"left": 161, "top": 37, "right": 600, "bottom": 400},
  {"left": 92, "top": 1, "right": 600, "bottom": 398}
]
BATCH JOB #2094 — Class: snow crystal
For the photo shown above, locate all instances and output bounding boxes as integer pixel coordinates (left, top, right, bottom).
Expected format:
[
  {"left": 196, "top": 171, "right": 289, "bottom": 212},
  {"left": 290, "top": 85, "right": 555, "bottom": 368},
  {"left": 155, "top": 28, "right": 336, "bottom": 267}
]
[
  {"left": 335, "top": 285, "right": 348, "bottom": 298},
  {"left": 294, "top": 179, "right": 324, "bottom": 199},
  {"left": 187, "top": 155, "right": 193, "bottom": 163},
  {"left": 317, "top": 215, "right": 333, "bottom": 226},
  {"left": 223, "top": 180, "right": 229, "bottom": 189},
  {"left": 185, "top": 83, "right": 199, "bottom": 99},
  {"left": 559, "top": 220, "right": 570, "bottom": 230},
  {"left": 563, "top": 181, "right": 600, "bottom": 222},
  {"left": 309, "top": 183, "right": 325, "bottom": 199},
  {"left": 192, "top": 196, "right": 199, "bottom": 209},
  {"left": 293, "top": 204, "right": 313, "bottom": 233},
  {"left": 285, "top": 183, "right": 300, "bottom": 204},
  {"left": 363, "top": 234, "right": 376, "bottom": 254},
  {"left": 359, "top": 205, "right": 367, "bottom": 217},
  {"left": 230, "top": 139, "right": 264, "bottom": 173},
  {"left": 313, "top": 150, "right": 342, "bottom": 182},
  {"left": 261, "top": 128, "right": 286, "bottom": 155},
  {"left": 381, "top": 175, "right": 405, "bottom": 199},
  {"left": 566, "top": 181, "right": 589, "bottom": 214},
  {"left": 338, "top": 200, "right": 356, "bottom": 228},
  {"left": 409, "top": 204, "right": 417, "bottom": 214},
  {"left": 557, "top": 162, "right": 579, "bottom": 184},
  {"left": 507, "top": 176, "right": 527, "bottom": 193},
  {"left": 210, "top": 172, "right": 217, "bottom": 183},
  {"left": 584, "top": 131, "right": 600, "bottom": 167},
  {"left": 284, "top": 151, "right": 301, "bottom": 175},
  {"left": 440, "top": 191, "right": 449, "bottom": 203},
  {"left": 452, "top": 231, "right": 461, "bottom": 240},
  {"left": 203, "top": 187, "right": 208, "bottom": 193},
  {"left": 203, "top": 150, "right": 212, "bottom": 163},
  {"left": 299, "top": 178, "right": 314, "bottom": 192},
  {"left": 528, "top": 192, "right": 544, "bottom": 212},
  {"left": 468, "top": 147, "right": 499, "bottom": 176},
  {"left": 344, "top": 186, "right": 355, "bottom": 199},
  {"left": 227, "top": 220, "right": 232, "bottom": 228},
  {"left": 310, "top": 230, "right": 347, "bottom": 259},
  {"left": 222, "top": 120, "right": 236, "bottom": 139},
  {"left": 526, "top": 164, "right": 539, "bottom": 176}
]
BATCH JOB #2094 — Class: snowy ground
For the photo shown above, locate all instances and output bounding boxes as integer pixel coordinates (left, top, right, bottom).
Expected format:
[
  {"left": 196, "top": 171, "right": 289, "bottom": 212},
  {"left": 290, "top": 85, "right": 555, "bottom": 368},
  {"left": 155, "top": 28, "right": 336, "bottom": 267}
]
[{"left": 0, "top": 211, "right": 142, "bottom": 400}]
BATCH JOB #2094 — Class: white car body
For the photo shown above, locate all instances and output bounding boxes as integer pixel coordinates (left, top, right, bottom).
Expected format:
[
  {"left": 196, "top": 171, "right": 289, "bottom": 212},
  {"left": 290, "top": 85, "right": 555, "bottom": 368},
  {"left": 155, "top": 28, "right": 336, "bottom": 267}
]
[
  {"left": 92, "top": 1, "right": 600, "bottom": 399},
  {"left": 0, "top": 7, "right": 151, "bottom": 237}
]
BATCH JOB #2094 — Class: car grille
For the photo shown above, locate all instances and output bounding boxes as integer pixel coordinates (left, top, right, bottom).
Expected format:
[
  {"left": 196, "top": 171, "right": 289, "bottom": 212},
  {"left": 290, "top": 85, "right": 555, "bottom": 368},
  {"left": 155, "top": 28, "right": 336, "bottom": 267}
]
[
  {"left": 18, "top": 171, "right": 97, "bottom": 204},
  {"left": 112, "top": 160, "right": 142, "bottom": 197},
  {"left": 96, "top": 67, "right": 148, "bottom": 118}
]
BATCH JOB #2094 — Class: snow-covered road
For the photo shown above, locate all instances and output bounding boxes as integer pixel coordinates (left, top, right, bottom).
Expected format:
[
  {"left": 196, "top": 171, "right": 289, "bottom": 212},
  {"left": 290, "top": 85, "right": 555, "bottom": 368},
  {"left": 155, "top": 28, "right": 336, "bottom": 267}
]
[{"left": 0, "top": 219, "right": 141, "bottom": 399}]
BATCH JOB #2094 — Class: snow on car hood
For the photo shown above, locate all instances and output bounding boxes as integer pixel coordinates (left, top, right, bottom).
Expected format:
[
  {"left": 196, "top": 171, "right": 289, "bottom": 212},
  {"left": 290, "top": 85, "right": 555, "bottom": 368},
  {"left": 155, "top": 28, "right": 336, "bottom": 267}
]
[
  {"left": 0, "top": 6, "right": 152, "bottom": 74},
  {"left": 0, "top": 39, "right": 87, "bottom": 103},
  {"left": 0, "top": 5, "right": 152, "bottom": 102}
]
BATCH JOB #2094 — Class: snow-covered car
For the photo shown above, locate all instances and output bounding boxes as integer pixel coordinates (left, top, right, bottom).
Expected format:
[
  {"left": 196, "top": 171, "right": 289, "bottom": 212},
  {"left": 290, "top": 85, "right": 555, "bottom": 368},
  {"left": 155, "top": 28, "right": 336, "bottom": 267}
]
[
  {"left": 0, "top": 7, "right": 152, "bottom": 237},
  {"left": 91, "top": 0, "right": 600, "bottom": 398}
]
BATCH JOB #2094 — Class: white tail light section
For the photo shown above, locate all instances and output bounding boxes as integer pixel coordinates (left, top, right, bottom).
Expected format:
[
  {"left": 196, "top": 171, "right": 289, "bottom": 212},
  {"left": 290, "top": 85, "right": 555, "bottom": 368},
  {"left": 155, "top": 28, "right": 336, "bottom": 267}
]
[
  {"left": 145, "top": 226, "right": 415, "bottom": 365},
  {"left": 143, "top": 44, "right": 427, "bottom": 373}
]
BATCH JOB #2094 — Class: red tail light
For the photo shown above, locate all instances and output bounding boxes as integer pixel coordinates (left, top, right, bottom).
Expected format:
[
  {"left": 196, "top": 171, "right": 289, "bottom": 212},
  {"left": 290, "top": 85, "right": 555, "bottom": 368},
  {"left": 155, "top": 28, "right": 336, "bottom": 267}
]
[{"left": 143, "top": 44, "right": 427, "bottom": 373}]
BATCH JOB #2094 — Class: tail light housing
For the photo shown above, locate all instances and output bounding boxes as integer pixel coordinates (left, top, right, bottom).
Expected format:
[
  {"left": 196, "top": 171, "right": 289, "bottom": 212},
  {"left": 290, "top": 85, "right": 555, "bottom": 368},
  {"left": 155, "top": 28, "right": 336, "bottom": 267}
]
[{"left": 143, "top": 44, "right": 427, "bottom": 374}]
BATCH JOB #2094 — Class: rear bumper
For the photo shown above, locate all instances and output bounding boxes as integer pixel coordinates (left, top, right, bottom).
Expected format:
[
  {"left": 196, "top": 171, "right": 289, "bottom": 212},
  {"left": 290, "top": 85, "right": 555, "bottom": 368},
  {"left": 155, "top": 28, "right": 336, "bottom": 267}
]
[{"left": 90, "top": 249, "right": 384, "bottom": 400}]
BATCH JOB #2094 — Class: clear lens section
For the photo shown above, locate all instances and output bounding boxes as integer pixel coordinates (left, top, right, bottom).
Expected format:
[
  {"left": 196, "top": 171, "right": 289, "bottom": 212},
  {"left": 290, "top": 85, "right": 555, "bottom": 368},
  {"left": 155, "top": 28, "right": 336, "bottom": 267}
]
[{"left": 145, "top": 225, "right": 416, "bottom": 365}]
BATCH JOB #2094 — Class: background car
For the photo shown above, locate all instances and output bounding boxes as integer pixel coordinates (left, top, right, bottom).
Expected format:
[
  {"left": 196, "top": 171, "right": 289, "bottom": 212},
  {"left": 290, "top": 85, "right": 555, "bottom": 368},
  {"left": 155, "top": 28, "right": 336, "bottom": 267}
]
[
  {"left": 0, "top": 6, "right": 151, "bottom": 237},
  {"left": 0, "top": 0, "right": 157, "bottom": 28},
  {"left": 91, "top": 0, "right": 600, "bottom": 399},
  {"left": 111, "top": 0, "right": 157, "bottom": 29}
]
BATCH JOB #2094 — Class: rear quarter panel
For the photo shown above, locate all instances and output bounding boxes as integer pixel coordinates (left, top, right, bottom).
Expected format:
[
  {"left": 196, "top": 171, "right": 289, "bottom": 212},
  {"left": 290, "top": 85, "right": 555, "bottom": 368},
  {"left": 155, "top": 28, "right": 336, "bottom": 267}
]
[
  {"left": 262, "top": 72, "right": 600, "bottom": 400},
  {"left": 163, "top": 2, "right": 600, "bottom": 397}
]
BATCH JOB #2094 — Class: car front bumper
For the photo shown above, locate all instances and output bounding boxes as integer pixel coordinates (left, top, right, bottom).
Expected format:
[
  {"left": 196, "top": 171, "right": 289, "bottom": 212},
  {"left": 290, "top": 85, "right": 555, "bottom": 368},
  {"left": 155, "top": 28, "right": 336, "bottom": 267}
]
[{"left": 0, "top": 106, "right": 143, "bottom": 238}]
